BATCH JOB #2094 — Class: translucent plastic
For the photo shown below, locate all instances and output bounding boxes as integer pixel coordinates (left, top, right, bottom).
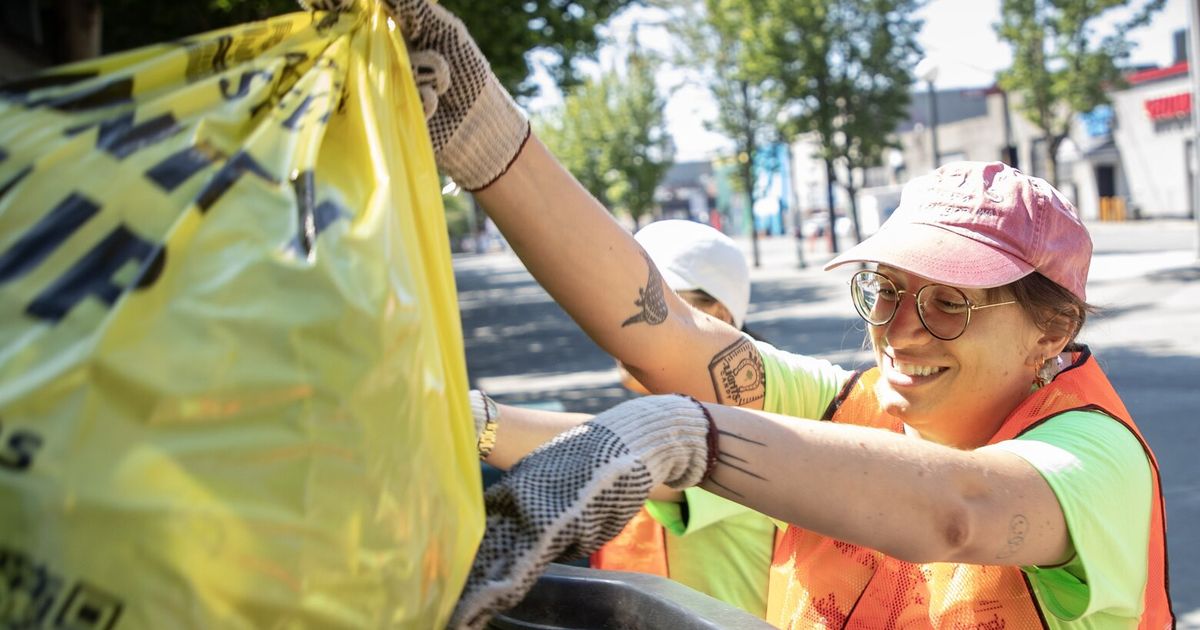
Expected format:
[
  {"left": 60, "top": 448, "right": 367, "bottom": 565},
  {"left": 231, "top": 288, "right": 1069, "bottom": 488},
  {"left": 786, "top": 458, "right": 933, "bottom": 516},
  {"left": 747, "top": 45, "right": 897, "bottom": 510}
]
[{"left": 0, "top": 4, "right": 482, "bottom": 627}]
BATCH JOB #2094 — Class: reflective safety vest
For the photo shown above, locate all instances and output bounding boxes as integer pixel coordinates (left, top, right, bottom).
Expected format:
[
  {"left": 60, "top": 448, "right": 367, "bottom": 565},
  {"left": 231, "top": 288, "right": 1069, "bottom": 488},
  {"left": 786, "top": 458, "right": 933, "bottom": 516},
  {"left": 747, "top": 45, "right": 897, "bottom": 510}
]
[
  {"left": 595, "top": 348, "right": 1173, "bottom": 628},
  {"left": 590, "top": 504, "right": 671, "bottom": 576}
]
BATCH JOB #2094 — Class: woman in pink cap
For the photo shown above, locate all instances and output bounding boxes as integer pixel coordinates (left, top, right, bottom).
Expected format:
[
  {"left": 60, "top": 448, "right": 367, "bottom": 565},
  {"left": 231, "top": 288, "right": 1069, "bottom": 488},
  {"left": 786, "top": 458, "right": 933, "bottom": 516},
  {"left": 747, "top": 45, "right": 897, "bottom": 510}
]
[{"left": 387, "top": 2, "right": 1172, "bottom": 627}]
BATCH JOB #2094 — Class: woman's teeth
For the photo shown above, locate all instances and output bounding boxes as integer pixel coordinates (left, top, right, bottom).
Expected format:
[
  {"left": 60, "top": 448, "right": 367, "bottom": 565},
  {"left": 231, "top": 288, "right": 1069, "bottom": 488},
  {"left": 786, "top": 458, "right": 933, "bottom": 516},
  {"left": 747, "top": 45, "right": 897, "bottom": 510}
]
[{"left": 894, "top": 361, "right": 943, "bottom": 377}]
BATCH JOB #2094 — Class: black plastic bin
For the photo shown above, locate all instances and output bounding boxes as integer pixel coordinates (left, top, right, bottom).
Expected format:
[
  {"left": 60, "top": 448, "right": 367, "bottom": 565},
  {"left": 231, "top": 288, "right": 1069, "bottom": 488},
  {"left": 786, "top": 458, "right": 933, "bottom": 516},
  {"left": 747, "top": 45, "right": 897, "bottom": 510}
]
[{"left": 487, "top": 563, "right": 774, "bottom": 629}]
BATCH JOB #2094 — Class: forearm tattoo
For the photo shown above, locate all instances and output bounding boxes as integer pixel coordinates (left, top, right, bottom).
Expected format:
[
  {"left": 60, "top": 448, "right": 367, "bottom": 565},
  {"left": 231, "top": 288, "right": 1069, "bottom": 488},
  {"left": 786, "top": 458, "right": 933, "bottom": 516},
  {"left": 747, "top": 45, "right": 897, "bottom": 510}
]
[
  {"left": 620, "top": 253, "right": 669, "bottom": 327},
  {"left": 708, "top": 338, "right": 765, "bottom": 406},
  {"left": 995, "top": 514, "right": 1029, "bottom": 560},
  {"left": 706, "top": 429, "right": 768, "bottom": 498}
]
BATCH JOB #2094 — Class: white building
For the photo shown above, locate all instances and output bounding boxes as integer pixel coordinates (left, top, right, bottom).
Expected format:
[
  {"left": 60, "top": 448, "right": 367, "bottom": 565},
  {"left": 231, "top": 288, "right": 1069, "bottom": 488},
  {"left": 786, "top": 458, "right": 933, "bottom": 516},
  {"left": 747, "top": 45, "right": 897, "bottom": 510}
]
[{"left": 1107, "top": 61, "right": 1193, "bottom": 218}]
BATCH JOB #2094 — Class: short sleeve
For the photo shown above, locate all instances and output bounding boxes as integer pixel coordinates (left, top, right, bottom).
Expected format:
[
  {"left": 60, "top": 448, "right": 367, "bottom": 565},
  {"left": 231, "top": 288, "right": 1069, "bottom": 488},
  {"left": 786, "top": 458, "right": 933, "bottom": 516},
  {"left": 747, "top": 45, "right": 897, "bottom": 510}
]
[
  {"left": 647, "top": 487, "right": 761, "bottom": 536},
  {"left": 755, "top": 340, "right": 854, "bottom": 419},
  {"left": 983, "top": 411, "right": 1152, "bottom": 622}
]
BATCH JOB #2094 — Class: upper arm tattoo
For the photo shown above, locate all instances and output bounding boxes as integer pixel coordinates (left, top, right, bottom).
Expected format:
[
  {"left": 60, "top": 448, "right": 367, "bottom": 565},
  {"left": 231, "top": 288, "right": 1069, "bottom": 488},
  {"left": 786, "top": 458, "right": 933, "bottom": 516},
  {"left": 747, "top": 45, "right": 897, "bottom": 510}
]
[
  {"left": 621, "top": 253, "right": 669, "bottom": 327},
  {"left": 708, "top": 337, "right": 765, "bottom": 407}
]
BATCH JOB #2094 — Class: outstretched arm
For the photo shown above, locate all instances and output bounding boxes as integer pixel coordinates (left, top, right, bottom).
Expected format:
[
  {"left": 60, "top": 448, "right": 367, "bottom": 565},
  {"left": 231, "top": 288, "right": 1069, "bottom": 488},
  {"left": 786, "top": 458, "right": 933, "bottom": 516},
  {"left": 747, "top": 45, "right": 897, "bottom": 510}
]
[
  {"left": 474, "top": 137, "right": 765, "bottom": 408},
  {"left": 482, "top": 399, "right": 684, "bottom": 503},
  {"left": 695, "top": 402, "right": 1071, "bottom": 568}
]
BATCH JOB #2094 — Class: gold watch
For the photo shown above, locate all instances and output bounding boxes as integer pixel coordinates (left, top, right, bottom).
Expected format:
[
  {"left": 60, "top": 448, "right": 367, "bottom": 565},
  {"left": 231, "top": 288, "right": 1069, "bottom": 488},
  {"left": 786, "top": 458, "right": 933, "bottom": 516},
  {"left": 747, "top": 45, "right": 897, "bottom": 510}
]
[{"left": 473, "top": 391, "right": 500, "bottom": 460}]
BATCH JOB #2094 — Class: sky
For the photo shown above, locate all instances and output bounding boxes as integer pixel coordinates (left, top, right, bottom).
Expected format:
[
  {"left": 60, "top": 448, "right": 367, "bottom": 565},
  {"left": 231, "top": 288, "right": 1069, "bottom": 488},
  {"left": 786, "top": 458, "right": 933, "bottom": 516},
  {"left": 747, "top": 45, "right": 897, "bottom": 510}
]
[{"left": 527, "top": 0, "right": 1189, "bottom": 162}]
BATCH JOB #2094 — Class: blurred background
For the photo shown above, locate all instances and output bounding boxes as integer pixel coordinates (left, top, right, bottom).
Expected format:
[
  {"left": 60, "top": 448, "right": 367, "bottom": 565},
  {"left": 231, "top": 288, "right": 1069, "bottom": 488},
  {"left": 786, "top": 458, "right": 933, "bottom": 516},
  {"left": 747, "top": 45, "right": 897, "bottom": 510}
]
[
  {"left": 3, "top": 0, "right": 1191, "bottom": 259},
  {"left": 5, "top": 0, "right": 1198, "bottom": 624}
]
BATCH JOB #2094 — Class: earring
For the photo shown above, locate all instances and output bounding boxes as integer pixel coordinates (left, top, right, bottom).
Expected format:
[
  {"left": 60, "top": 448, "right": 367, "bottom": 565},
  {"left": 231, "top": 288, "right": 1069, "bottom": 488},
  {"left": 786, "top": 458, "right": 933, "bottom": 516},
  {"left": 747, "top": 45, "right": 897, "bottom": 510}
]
[{"left": 1034, "top": 356, "right": 1056, "bottom": 387}]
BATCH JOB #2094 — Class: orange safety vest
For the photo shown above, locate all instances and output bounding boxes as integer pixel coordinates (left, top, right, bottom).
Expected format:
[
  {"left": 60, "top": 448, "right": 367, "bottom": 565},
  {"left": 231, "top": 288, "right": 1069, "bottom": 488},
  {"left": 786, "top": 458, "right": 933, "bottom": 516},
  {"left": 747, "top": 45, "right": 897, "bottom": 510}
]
[{"left": 594, "top": 348, "right": 1173, "bottom": 628}]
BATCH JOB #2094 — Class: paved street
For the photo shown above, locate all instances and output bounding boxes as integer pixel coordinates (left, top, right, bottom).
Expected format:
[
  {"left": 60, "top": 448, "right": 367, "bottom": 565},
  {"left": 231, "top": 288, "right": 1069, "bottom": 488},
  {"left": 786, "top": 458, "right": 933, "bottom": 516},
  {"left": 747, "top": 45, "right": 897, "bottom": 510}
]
[{"left": 454, "top": 219, "right": 1200, "bottom": 620}]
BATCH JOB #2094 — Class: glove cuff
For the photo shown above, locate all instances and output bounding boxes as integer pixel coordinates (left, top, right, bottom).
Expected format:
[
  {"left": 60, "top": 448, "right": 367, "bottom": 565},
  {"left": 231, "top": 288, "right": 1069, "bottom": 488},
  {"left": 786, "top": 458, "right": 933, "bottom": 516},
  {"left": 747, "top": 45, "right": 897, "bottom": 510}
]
[
  {"left": 591, "top": 395, "right": 712, "bottom": 490},
  {"left": 441, "top": 82, "right": 530, "bottom": 191}
]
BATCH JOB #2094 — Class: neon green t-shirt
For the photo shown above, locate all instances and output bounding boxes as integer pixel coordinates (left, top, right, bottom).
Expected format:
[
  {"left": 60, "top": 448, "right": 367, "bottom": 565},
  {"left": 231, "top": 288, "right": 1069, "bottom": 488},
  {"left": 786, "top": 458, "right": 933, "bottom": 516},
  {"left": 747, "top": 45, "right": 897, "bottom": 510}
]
[
  {"left": 650, "top": 341, "right": 1154, "bottom": 627},
  {"left": 642, "top": 343, "right": 853, "bottom": 617}
]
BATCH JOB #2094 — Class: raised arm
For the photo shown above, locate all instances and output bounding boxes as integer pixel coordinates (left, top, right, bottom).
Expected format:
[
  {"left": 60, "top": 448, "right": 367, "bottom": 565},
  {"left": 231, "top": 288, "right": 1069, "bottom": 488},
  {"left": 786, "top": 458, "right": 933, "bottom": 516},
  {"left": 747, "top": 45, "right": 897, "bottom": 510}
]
[
  {"left": 474, "top": 138, "right": 763, "bottom": 407},
  {"left": 393, "top": 0, "right": 765, "bottom": 408}
]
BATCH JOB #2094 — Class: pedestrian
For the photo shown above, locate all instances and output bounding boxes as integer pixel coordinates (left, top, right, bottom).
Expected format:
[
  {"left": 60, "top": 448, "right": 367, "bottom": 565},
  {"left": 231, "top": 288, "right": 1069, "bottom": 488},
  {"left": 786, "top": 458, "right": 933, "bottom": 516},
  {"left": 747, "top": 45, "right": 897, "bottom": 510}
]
[{"left": 389, "top": 2, "right": 1172, "bottom": 628}]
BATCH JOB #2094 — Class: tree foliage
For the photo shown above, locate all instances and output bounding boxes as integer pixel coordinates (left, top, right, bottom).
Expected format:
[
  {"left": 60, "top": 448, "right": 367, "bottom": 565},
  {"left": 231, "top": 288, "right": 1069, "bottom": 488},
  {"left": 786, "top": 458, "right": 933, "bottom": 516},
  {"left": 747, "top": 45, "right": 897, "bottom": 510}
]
[
  {"left": 755, "top": 0, "right": 923, "bottom": 245},
  {"left": 996, "top": 0, "right": 1165, "bottom": 185},
  {"left": 536, "top": 41, "right": 675, "bottom": 228},
  {"left": 536, "top": 74, "right": 621, "bottom": 208},
  {"left": 98, "top": 0, "right": 636, "bottom": 97},
  {"left": 656, "top": 0, "right": 783, "bottom": 265}
]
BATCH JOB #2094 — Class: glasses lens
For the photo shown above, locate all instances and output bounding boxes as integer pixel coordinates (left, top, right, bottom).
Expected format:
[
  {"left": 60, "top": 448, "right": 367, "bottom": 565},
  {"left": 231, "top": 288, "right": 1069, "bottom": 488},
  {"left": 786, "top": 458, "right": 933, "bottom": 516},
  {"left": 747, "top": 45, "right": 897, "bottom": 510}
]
[
  {"left": 917, "top": 284, "right": 971, "bottom": 340},
  {"left": 851, "top": 271, "right": 897, "bottom": 325}
]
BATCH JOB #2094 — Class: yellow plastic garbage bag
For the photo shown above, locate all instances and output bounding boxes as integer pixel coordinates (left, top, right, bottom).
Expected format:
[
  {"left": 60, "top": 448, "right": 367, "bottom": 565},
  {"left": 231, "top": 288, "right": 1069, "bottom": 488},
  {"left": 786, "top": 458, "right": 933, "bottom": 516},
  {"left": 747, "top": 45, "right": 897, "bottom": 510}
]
[{"left": 0, "top": 3, "right": 482, "bottom": 628}]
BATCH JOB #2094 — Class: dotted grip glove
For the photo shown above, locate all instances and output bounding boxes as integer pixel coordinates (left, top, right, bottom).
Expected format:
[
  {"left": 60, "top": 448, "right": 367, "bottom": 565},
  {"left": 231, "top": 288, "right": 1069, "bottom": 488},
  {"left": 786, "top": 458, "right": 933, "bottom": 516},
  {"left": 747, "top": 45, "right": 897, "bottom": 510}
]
[
  {"left": 449, "top": 395, "right": 712, "bottom": 629},
  {"left": 294, "top": 0, "right": 528, "bottom": 189},
  {"left": 382, "top": 0, "right": 530, "bottom": 190}
]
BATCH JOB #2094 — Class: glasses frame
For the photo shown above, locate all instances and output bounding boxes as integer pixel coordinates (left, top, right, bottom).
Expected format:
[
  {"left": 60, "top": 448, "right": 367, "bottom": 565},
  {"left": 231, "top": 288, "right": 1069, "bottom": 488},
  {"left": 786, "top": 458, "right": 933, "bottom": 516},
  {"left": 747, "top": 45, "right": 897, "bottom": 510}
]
[{"left": 849, "top": 270, "right": 1018, "bottom": 341}]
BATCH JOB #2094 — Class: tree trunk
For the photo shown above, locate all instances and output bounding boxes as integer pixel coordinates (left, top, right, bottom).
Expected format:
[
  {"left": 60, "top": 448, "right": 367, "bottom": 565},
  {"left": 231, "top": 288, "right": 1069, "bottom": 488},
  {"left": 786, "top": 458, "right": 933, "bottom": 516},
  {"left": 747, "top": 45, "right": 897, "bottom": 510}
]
[
  {"left": 741, "top": 80, "right": 761, "bottom": 268},
  {"left": 741, "top": 160, "right": 761, "bottom": 268},
  {"left": 56, "top": 0, "right": 102, "bottom": 61},
  {"left": 787, "top": 141, "right": 807, "bottom": 269},
  {"left": 824, "top": 157, "right": 839, "bottom": 254},
  {"left": 844, "top": 165, "right": 863, "bottom": 245},
  {"left": 1045, "top": 134, "right": 1064, "bottom": 188}
]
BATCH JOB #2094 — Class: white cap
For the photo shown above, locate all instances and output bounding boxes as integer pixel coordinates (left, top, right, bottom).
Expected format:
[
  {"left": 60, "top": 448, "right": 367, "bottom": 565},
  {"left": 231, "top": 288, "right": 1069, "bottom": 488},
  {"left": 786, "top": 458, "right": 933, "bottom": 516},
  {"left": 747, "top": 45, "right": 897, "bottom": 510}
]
[{"left": 634, "top": 220, "right": 751, "bottom": 328}]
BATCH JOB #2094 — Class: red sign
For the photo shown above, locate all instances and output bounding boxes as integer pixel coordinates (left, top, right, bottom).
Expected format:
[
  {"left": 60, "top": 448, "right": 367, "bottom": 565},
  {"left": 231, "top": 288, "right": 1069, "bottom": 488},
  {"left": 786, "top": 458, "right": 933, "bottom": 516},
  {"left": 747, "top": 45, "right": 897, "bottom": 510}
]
[{"left": 1145, "top": 93, "right": 1191, "bottom": 121}]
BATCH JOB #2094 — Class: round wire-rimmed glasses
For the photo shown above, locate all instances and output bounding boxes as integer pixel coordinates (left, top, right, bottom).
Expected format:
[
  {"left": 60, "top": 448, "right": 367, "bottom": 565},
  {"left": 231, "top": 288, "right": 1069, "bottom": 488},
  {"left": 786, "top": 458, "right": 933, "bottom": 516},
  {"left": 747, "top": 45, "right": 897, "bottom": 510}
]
[{"left": 849, "top": 270, "right": 1018, "bottom": 341}]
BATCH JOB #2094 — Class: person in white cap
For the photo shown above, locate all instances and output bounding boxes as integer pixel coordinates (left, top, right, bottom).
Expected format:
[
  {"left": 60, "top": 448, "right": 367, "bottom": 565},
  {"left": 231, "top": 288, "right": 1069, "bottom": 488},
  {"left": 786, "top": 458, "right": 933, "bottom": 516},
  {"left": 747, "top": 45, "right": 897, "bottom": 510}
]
[
  {"left": 580, "top": 219, "right": 774, "bottom": 617},
  {"left": 617, "top": 219, "right": 754, "bottom": 394},
  {"left": 384, "top": 3, "right": 1172, "bottom": 628}
]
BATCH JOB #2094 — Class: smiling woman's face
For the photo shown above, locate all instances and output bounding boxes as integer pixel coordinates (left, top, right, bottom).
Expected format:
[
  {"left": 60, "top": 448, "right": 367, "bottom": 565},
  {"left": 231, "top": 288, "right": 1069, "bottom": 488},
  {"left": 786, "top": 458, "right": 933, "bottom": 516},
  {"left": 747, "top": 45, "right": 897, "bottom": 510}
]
[{"left": 867, "top": 266, "right": 1049, "bottom": 448}]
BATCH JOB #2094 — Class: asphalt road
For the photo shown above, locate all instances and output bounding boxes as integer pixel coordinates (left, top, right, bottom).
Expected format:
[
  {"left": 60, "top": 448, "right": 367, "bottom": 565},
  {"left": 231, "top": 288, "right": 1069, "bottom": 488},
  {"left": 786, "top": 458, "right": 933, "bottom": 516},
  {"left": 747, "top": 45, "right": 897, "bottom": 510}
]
[{"left": 454, "top": 219, "right": 1200, "bottom": 621}]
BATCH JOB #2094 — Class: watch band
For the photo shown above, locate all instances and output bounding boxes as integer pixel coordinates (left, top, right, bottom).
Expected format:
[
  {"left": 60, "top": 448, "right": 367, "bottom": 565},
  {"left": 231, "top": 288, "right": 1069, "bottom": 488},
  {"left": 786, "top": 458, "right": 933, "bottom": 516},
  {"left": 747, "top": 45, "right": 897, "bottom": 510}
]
[{"left": 470, "top": 390, "right": 500, "bottom": 460}]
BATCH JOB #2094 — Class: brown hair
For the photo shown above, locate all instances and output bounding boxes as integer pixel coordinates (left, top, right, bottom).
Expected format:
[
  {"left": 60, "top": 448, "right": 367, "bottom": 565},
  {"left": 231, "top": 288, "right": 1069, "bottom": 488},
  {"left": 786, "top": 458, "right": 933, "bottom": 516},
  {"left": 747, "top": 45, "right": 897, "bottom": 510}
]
[{"left": 989, "top": 272, "right": 1096, "bottom": 349}]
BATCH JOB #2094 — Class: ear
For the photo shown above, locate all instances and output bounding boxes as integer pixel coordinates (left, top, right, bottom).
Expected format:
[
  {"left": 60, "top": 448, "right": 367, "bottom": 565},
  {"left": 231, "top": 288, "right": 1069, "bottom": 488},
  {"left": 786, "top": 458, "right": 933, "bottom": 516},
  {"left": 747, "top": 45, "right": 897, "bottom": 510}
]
[{"left": 1024, "top": 322, "right": 1074, "bottom": 367}]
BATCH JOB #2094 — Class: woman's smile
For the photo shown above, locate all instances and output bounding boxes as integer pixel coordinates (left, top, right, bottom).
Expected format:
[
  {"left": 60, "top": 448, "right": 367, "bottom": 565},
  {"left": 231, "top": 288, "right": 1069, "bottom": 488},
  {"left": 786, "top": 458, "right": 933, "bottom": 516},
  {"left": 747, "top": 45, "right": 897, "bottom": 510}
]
[{"left": 882, "top": 352, "right": 949, "bottom": 387}]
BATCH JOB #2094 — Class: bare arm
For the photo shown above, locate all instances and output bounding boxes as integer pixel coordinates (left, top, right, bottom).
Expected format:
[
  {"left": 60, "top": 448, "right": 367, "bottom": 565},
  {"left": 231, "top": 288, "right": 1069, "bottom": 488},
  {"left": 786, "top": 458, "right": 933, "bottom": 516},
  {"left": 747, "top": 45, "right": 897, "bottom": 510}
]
[
  {"left": 696, "top": 403, "right": 1072, "bottom": 567},
  {"left": 483, "top": 403, "right": 591, "bottom": 471},
  {"left": 474, "top": 136, "right": 765, "bottom": 409}
]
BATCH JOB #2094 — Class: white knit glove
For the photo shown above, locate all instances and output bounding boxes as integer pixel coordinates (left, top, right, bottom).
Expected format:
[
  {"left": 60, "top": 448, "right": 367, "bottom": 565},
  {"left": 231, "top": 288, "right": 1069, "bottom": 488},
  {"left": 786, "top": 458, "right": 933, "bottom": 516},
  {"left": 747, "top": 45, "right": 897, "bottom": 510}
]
[
  {"left": 450, "top": 395, "right": 713, "bottom": 629},
  {"left": 380, "top": 0, "right": 530, "bottom": 190},
  {"left": 295, "top": 0, "right": 529, "bottom": 189}
]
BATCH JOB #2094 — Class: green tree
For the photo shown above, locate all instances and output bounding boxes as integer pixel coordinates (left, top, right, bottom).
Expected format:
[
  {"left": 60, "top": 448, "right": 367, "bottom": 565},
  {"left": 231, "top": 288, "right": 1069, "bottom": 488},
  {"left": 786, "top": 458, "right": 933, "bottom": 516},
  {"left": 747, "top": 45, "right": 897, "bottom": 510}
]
[
  {"left": 996, "top": 0, "right": 1164, "bottom": 186},
  {"left": 658, "top": 0, "right": 783, "bottom": 266},
  {"left": 757, "top": 0, "right": 923, "bottom": 248},
  {"left": 607, "top": 38, "right": 675, "bottom": 229},
  {"left": 95, "top": 0, "right": 635, "bottom": 97},
  {"left": 536, "top": 39, "right": 675, "bottom": 229},
  {"left": 536, "top": 72, "right": 620, "bottom": 208}
]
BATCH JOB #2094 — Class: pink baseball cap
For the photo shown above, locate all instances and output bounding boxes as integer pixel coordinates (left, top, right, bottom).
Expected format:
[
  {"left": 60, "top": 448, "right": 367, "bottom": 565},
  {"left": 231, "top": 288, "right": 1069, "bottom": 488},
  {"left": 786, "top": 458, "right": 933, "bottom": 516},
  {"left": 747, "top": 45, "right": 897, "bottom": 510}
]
[{"left": 825, "top": 161, "right": 1092, "bottom": 301}]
